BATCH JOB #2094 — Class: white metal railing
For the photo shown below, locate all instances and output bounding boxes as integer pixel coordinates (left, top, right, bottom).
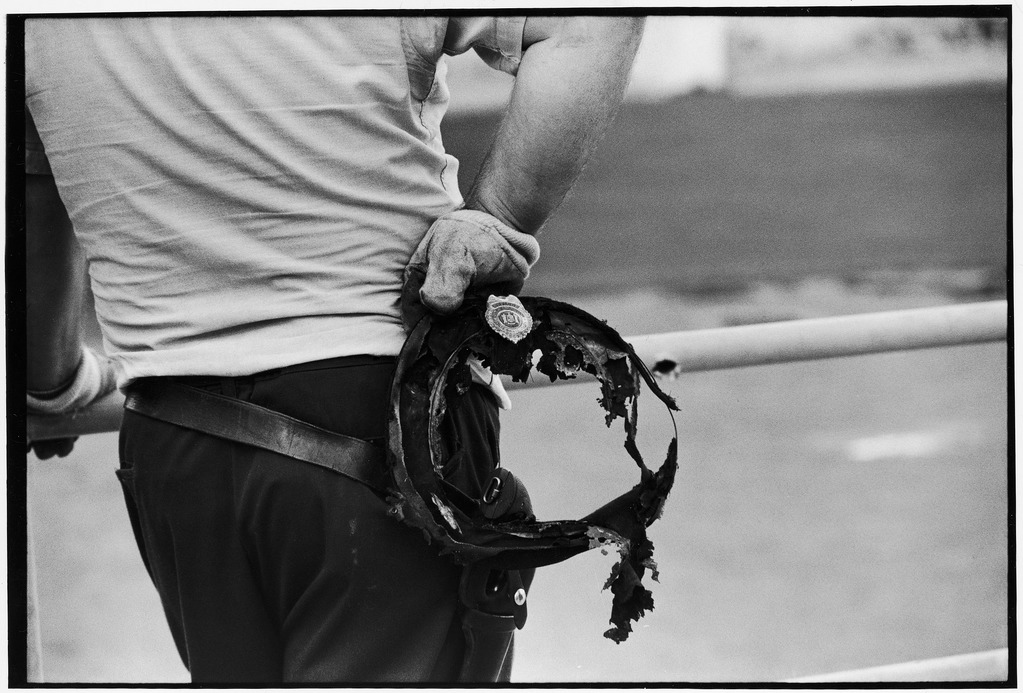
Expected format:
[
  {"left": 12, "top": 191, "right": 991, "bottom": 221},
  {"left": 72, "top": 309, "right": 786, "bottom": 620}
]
[
  {"left": 24, "top": 300, "right": 1010, "bottom": 683},
  {"left": 787, "top": 648, "right": 1009, "bottom": 683},
  {"left": 26, "top": 301, "right": 1007, "bottom": 441}
]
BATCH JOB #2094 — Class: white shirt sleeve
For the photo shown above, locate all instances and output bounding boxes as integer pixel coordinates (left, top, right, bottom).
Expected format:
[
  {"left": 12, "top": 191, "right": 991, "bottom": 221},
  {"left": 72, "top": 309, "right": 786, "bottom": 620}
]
[{"left": 442, "top": 17, "right": 528, "bottom": 76}]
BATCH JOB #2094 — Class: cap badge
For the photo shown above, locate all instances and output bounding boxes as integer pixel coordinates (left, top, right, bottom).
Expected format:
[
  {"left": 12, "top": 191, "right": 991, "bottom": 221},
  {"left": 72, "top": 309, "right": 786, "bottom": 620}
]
[{"left": 485, "top": 295, "right": 533, "bottom": 343}]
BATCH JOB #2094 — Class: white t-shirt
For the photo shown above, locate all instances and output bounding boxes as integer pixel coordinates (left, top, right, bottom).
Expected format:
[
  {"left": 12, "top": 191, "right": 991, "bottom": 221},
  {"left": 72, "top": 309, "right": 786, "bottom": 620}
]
[{"left": 26, "top": 16, "right": 526, "bottom": 387}]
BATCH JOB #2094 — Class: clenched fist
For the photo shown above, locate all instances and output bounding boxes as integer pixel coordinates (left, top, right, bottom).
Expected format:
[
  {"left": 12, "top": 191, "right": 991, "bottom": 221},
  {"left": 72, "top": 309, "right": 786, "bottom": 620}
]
[{"left": 401, "top": 209, "right": 540, "bottom": 331}]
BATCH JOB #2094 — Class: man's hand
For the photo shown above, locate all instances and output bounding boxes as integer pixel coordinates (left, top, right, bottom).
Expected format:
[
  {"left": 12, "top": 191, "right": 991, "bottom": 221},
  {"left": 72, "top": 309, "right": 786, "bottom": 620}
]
[
  {"left": 27, "top": 437, "right": 79, "bottom": 460},
  {"left": 27, "top": 345, "right": 118, "bottom": 414},
  {"left": 401, "top": 209, "right": 539, "bottom": 331},
  {"left": 26, "top": 346, "right": 118, "bottom": 460},
  {"left": 26, "top": 345, "right": 119, "bottom": 459},
  {"left": 401, "top": 16, "right": 643, "bottom": 330},
  {"left": 25, "top": 112, "right": 111, "bottom": 460}
]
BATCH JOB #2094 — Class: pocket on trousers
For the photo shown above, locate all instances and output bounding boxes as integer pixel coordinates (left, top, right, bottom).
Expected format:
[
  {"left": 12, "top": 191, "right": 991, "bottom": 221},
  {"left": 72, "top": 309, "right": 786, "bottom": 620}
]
[
  {"left": 115, "top": 466, "right": 155, "bottom": 579},
  {"left": 115, "top": 465, "right": 137, "bottom": 500}
]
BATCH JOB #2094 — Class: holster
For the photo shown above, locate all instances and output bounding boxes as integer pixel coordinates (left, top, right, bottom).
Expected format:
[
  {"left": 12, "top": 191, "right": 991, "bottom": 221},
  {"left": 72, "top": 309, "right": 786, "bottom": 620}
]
[{"left": 456, "top": 467, "right": 535, "bottom": 683}]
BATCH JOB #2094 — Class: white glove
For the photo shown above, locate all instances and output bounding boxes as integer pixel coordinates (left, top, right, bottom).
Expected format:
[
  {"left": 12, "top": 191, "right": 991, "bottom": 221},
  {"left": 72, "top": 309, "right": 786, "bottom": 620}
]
[
  {"left": 27, "top": 345, "right": 118, "bottom": 415},
  {"left": 401, "top": 209, "right": 540, "bottom": 331}
]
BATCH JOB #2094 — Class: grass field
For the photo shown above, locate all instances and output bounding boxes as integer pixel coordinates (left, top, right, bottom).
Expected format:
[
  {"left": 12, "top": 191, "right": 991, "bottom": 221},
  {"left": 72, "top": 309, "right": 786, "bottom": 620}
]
[{"left": 24, "top": 82, "right": 1009, "bottom": 683}]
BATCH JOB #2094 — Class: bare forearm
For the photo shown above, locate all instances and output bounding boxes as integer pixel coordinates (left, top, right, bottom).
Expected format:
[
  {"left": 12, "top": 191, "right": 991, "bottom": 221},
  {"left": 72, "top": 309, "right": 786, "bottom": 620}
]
[
  {"left": 465, "top": 16, "right": 645, "bottom": 233},
  {"left": 26, "top": 173, "right": 85, "bottom": 392}
]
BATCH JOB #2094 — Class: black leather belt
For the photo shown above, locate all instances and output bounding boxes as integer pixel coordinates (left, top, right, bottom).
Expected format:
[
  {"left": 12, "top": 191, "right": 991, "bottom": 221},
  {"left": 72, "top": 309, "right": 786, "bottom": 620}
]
[{"left": 123, "top": 379, "right": 389, "bottom": 494}]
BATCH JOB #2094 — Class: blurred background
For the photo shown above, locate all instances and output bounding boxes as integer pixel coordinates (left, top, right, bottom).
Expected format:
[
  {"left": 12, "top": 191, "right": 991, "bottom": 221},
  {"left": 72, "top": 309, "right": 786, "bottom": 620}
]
[{"left": 26, "top": 14, "right": 1008, "bottom": 683}]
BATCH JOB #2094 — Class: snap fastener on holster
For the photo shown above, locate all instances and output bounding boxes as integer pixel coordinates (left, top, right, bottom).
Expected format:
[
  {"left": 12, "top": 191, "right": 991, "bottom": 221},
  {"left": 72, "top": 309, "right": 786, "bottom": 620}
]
[{"left": 482, "top": 475, "right": 502, "bottom": 504}]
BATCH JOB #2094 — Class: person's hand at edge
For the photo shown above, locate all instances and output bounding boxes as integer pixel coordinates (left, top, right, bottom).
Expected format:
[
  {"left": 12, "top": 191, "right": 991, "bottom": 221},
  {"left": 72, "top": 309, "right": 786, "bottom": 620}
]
[{"left": 27, "top": 345, "right": 118, "bottom": 459}]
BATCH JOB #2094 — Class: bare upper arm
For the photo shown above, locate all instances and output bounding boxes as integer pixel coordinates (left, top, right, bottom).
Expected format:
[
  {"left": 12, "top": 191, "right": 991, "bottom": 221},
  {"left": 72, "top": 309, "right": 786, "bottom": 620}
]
[{"left": 521, "top": 15, "right": 646, "bottom": 51}]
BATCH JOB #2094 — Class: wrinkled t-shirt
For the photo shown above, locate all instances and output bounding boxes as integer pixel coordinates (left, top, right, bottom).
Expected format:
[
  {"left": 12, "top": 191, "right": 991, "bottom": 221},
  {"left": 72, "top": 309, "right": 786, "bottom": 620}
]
[{"left": 25, "top": 16, "right": 526, "bottom": 387}]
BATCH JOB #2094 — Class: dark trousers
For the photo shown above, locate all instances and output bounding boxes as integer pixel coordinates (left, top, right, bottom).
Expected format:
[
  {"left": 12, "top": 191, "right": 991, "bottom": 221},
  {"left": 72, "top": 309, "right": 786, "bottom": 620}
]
[{"left": 116, "top": 355, "right": 505, "bottom": 683}]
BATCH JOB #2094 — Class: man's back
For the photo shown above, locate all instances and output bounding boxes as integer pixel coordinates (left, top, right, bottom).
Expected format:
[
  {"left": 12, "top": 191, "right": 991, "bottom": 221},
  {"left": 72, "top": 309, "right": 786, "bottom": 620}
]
[
  {"left": 24, "top": 15, "right": 646, "bottom": 682},
  {"left": 27, "top": 17, "right": 463, "bottom": 383}
]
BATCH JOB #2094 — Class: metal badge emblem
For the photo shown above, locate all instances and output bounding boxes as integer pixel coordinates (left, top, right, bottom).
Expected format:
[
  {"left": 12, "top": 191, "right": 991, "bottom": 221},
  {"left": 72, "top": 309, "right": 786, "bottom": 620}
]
[{"left": 485, "top": 294, "right": 533, "bottom": 343}]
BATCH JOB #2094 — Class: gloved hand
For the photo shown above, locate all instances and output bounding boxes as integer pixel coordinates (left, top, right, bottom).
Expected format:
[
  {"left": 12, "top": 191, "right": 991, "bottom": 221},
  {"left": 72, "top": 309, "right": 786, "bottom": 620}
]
[
  {"left": 27, "top": 437, "right": 78, "bottom": 460},
  {"left": 401, "top": 209, "right": 540, "bottom": 331},
  {"left": 26, "top": 345, "right": 119, "bottom": 460}
]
